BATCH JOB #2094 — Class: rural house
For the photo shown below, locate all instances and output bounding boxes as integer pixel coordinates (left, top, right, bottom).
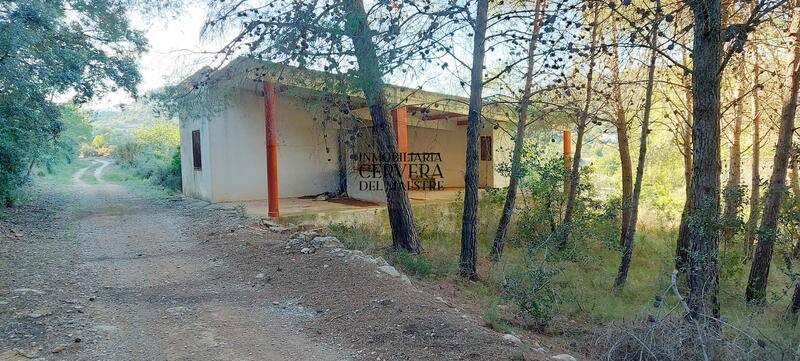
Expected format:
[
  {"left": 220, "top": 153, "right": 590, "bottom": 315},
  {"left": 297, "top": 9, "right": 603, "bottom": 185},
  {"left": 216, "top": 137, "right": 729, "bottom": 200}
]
[{"left": 176, "top": 58, "right": 512, "bottom": 216}]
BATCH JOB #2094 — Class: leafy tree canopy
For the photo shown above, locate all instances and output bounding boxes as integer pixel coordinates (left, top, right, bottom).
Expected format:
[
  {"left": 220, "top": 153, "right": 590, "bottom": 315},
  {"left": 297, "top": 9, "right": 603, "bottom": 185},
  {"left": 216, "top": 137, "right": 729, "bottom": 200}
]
[{"left": 0, "top": 0, "right": 147, "bottom": 204}]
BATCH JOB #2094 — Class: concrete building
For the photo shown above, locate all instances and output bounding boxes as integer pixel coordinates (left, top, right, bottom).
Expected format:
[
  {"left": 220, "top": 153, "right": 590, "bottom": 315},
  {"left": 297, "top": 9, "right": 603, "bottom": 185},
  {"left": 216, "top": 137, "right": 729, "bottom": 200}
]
[{"left": 176, "top": 58, "right": 512, "bottom": 217}]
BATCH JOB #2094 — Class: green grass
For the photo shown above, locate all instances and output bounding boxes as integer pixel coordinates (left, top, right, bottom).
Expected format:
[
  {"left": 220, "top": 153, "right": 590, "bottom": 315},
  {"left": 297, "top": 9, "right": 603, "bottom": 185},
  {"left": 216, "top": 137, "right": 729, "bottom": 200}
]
[
  {"left": 102, "top": 165, "right": 140, "bottom": 183},
  {"left": 37, "top": 158, "right": 93, "bottom": 185},
  {"left": 328, "top": 199, "right": 800, "bottom": 350},
  {"left": 79, "top": 161, "right": 102, "bottom": 184}
]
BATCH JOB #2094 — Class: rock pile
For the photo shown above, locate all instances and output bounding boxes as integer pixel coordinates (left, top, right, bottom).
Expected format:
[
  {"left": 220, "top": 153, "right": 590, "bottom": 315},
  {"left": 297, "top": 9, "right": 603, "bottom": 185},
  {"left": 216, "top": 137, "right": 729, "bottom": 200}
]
[
  {"left": 284, "top": 229, "right": 343, "bottom": 254},
  {"left": 282, "top": 227, "right": 413, "bottom": 286}
]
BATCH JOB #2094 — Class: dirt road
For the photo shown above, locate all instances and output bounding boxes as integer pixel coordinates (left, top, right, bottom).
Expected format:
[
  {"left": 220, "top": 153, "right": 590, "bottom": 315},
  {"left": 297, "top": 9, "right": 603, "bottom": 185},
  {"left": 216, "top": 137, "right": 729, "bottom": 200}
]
[{"left": 0, "top": 160, "right": 540, "bottom": 360}]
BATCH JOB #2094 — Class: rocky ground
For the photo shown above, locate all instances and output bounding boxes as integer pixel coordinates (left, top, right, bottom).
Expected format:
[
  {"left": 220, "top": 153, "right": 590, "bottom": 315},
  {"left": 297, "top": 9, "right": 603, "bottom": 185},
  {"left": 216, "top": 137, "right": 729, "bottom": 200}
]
[{"left": 0, "top": 159, "right": 581, "bottom": 360}]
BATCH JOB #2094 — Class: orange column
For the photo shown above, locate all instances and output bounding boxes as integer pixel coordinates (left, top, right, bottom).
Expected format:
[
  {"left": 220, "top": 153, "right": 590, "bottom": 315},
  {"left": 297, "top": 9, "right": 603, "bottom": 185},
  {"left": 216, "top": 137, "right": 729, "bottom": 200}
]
[
  {"left": 390, "top": 106, "right": 409, "bottom": 185},
  {"left": 264, "top": 81, "right": 279, "bottom": 217}
]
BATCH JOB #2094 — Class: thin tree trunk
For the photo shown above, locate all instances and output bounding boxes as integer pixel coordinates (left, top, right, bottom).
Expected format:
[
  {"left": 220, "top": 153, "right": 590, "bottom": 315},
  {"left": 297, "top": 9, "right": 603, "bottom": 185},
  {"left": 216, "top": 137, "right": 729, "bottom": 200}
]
[
  {"left": 614, "top": 22, "right": 659, "bottom": 289},
  {"left": 791, "top": 150, "right": 800, "bottom": 196},
  {"left": 562, "top": 7, "right": 599, "bottom": 247},
  {"left": 344, "top": 0, "right": 421, "bottom": 253},
  {"left": 25, "top": 159, "right": 35, "bottom": 178},
  {"left": 490, "top": 0, "right": 546, "bottom": 261},
  {"left": 610, "top": 22, "right": 634, "bottom": 248},
  {"left": 743, "top": 54, "right": 761, "bottom": 260},
  {"left": 459, "top": 0, "right": 489, "bottom": 279},
  {"left": 721, "top": 61, "right": 744, "bottom": 245},
  {"left": 676, "top": 53, "right": 693, "bottom": 274},
  {"left": 685, "top": 0, "right": 723, "bottom": 321},
  {"left": 789, "top": 279, "right": 800, "bottom": 316},
  {"left": 745, "top": 3, "right": 800, "bottom": 304}
]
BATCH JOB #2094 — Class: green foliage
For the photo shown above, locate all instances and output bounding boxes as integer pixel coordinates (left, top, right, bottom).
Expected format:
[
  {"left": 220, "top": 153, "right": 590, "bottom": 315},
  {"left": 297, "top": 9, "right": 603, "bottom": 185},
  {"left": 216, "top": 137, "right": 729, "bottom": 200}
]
[
  {"left": 722, "top": 184, "right": 747, "bottom": 233},
  {"left": 104, "top": 111, "right": 181, "bottom": 192},
  {"left": 131, "top": 120, "right": 179, "bottom": 156},
  {"left": 114, "top": 151, "right": 181, "bottom": 192},
  {"left": 502, "top": 263, "right": 559, "bottom": 331},
  {"left": 0, "top": 0, "right": 145, "bottom": 205},
  {"left": 483, "top": 301, "right": 515, "bottom": 334},
  {"left": 386, "top": 249, "right": 432, "bottom": 279},
  {"left": 112, "top": 142, "right": 145, "bottom": 166}
]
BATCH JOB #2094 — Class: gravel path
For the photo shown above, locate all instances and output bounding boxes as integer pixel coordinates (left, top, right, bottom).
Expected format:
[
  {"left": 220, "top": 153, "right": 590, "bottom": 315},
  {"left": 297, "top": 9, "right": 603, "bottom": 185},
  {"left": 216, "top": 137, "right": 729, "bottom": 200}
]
[{"left": 0, "top": 160, "right": 541, "bottom": 360}]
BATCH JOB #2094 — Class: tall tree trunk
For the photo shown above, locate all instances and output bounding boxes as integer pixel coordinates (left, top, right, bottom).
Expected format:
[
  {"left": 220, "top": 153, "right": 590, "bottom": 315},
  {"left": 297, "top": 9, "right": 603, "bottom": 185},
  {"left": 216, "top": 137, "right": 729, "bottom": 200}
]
[
  {"left": 743, "top": 54, "right": 761, "bottom": 260},
  {"left": 610, "top": 22, "right": 634, "bottom": 248},
  {"left": 562, "top": 7, "right": 599, "bottom": 247},
  {"left": 490, "top": 0, "right": 546, "bottom": 261},
  {"left": 745, "top": 3, "right": 800, "bottom": 304},
  {"left": 614, "top": 22, "right": 659, "bottom": 289},
  {"left": 721, "top": 61, "right": 744, "bottom": 245},
  {"left": 676, "top": 53, "right": 694, "bottom": 274},
  {"left": 459, "top": 0, "right": 489, "bottom": 279},
  {"left": 344, "top": 0, "right": 421, "bottom": 253},
  {"left": 685, "top": 0, "right": 723, "bottom": 321}
]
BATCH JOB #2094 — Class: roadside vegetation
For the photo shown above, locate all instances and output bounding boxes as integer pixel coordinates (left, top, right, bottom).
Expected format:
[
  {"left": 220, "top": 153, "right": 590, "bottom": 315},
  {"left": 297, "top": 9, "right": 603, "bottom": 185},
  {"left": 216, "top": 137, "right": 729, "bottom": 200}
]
[
  {"left": 5, "top": 0, "right": 800, "bottom": 359},
  {"left": 329, "top": 140, "right": 800, "bottom": 359}
]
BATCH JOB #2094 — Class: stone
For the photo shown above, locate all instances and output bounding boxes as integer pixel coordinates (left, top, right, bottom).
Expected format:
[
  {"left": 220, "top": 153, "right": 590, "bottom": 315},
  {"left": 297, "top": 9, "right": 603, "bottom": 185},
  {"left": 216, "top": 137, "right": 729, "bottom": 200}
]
[
  {"left": 551, "top": 354, "right": 577, "bottom": 361},
  {"left": 400, "top": 275, "right": 412, "bottom": 286},
  {"left": 269, "top": 226, "right": 291, "bottom": 233},
  {"left": 255, "top": 273, "right": 265, "bottom": 279},
  {"left": 377, "top": 265, "right": 400, "bottom": 277},
  {"left": 261, "top": 219, "right": 280, "bottom": 227},
  {"left": 166, "top": 306, "right": 190, "bottom": 317},
  {"left": 311, "top": 236, "right": 340, "bottom": 248},
  {"left": 502, "top": 334, "right": 522, "bottom": 344},
  {"left": 51, "top": 346, "right": 64, "bottom": 354},
  {"left": 300, "top": 247, "right": 313, "bottom": 254},
  {"left": 12, "top": 288, "right": 45, "bottom": 295}
]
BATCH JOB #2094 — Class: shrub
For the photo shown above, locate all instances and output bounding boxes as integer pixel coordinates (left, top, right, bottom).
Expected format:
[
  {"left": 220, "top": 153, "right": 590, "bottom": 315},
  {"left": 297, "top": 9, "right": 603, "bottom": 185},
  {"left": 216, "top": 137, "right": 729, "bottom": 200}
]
[
  {"left": 111, "top": 146, "right": 181, "bottom": 192},
  {"left": 501, "top": 263, "right": 559, "bottom": 331},
  {"left": 112, "top": 142, "right": 144, "bottom": 166}
]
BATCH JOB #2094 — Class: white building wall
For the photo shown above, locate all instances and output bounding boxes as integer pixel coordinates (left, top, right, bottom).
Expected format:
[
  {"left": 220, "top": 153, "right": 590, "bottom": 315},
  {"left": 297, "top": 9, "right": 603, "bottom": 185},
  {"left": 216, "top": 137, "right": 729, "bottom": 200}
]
[
  {"left": 208, "top": 89, "right": 341, "bottom": 202},
  {"left": 181, "top": 87, "right": 341, "bottom": 203},
  {"left": 180, "top": 86, "right": 511, "bottom": 204},
  {"left": 179, "top": 112, "right": 214, "bottom": 201}
]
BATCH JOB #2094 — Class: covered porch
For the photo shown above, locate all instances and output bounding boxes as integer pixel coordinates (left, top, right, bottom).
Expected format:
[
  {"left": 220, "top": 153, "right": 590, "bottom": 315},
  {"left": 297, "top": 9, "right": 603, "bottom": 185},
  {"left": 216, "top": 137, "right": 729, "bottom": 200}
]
[{"left": 228, "top": 188, "right": 466, "bottom": 219}]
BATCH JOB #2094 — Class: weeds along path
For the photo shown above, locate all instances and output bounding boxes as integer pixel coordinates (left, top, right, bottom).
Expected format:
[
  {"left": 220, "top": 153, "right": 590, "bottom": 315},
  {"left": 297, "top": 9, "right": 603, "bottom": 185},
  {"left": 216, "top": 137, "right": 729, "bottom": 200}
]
[{"left": 0, "top": 164, "right": 533, "bottom": 360}]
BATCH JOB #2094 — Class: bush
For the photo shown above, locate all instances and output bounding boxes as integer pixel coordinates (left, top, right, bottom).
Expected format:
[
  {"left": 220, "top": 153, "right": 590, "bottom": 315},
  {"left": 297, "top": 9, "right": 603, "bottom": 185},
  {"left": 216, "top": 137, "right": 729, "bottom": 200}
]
[
  {"left": 501, "top": 263, "right": 559, "bottom": 331},
  {"left": 112, "top": 145, "right": 181, "bottom": 192},
  {"left": 112, "top": 142, "right": 144, "bottom": 166}
]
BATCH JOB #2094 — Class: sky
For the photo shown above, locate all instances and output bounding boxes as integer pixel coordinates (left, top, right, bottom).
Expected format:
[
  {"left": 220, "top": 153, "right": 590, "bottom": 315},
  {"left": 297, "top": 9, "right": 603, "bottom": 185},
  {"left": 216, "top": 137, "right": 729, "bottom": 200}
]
[
  {"left": 85, "top": 3, "right": 517, "bottom": 111},
  {"left": 86, "top": 3, "right": 471, "bottom": 111},
  {"left": 88, "top": 5, "right": 223, "bottom": 110}
]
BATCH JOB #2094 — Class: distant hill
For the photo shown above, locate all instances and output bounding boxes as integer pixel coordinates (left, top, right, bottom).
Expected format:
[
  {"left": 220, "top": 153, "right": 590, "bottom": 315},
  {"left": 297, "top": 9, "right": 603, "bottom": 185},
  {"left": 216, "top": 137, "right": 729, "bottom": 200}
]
[{"left": 90, "top": 102, "right": 176, "bottom": 135}]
